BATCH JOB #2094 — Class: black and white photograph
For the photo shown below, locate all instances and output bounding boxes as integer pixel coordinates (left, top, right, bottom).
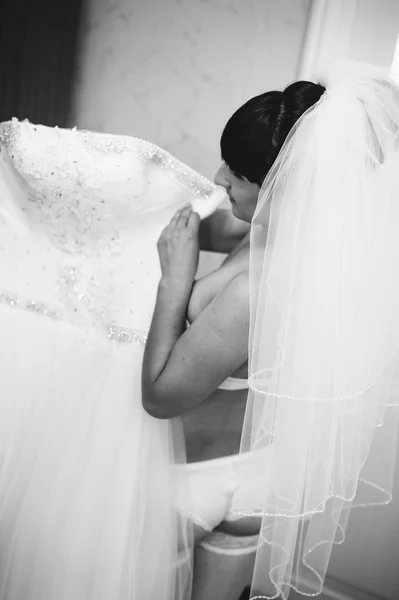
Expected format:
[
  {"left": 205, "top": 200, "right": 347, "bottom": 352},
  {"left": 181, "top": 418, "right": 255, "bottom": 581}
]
[{"left": 0, "top": 1, "right": 398, "bottom": 599}]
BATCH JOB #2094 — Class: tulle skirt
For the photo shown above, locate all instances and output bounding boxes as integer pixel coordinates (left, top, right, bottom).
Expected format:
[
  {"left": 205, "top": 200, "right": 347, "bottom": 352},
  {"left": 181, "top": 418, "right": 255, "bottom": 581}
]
[{"left": 0, "top": 305, "right": 193, "bottom": 600}]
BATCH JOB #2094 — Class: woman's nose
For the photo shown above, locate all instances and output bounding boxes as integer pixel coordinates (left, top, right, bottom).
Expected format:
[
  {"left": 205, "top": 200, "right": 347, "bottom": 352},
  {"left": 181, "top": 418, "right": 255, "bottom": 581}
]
[{"left": 213, "top": 164, "right": 231, "bottom": 189}]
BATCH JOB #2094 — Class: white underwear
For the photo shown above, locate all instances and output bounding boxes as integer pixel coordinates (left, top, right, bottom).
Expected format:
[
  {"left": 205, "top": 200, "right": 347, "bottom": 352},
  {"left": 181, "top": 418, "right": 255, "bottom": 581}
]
[
  {"left": 171, "top": 448, "right": 270, "bottom": 531},
  {"left": 217, "top": 375, "right": 248, "bottom": 391}
]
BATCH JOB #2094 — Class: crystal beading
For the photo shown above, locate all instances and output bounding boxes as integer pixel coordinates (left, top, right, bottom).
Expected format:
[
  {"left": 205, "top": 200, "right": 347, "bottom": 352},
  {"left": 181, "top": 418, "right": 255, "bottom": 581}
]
[
  {"left": 107, "top": 325, "right": 147, "bottom": 345},
  {"left": 0, "top": 288, "right": 146, "bottom": 346},
  {"left": 0, "top": 119, "right": 215, "bottom": 201},
  {"left": 0, "top": 290, "right": 61, "bottom": 319},
  {"left": 136, "top": 143, "right": 214, "bottom": 198}
]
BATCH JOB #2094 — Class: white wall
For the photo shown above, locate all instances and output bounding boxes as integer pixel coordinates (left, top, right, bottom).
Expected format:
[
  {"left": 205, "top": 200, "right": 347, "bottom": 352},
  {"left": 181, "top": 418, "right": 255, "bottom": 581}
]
[
  {"left": 73, "top": 0, "right": 311, "bottom": 180},
  {"left": 348, "top": 0, "right": 399, "bottom": 68}
]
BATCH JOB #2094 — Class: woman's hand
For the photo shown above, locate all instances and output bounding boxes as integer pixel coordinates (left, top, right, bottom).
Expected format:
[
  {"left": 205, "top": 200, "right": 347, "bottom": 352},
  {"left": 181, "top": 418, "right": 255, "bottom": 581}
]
[{"left": 157, "top": 204, "right": 200, "bottom": 294}]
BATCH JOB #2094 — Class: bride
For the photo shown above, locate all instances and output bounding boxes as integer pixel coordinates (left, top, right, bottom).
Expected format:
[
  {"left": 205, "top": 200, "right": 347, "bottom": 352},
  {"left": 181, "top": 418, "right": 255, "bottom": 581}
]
[
  {"left": 144, "top": 61, "right": 399, "bottom": 600},
  {"left": 0, "top": 60, "right": 399, "bottom": 600}
]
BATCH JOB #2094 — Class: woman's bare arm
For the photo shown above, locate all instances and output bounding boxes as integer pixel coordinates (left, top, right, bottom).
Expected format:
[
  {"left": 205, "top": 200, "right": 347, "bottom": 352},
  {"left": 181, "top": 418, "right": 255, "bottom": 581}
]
[
  {"left": 199, "top": 208, "right": 250, "bottom": 254},
  {"left": 142, "top": 273, "right": 249, "bottom": 419},
  {"left": 142, "top": 204, "right": 249, "bottom": 418}
]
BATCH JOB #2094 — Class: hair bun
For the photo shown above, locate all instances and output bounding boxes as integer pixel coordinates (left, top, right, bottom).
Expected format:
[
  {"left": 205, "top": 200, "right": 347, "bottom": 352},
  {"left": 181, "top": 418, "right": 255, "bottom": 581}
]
[{"left": 221, "top": 81, "right": 326, "bottom": 186}]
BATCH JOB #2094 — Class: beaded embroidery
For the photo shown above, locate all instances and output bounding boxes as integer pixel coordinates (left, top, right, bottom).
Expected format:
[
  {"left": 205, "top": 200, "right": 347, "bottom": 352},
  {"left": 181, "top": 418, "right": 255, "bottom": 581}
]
[
  {"left": 107, "top": 325, "right": 147, "bottom": 345},
  {"left": 0, "top": 290, "right": 60, "bottom": 320},
  {"left": 0, "top": 119, "right": 214, "bottom": 346},
  {"left": 1, "top": 121, "right": 123, "bottom": 256},
  {"left": 136, "top": 143, "right": 214, "bottom": 198},
  {"left": 0, "top": 287, "right": 147, "bottom": 346},
  {"left": 0, "top": 119, "right": 215, "bottom": 200}
]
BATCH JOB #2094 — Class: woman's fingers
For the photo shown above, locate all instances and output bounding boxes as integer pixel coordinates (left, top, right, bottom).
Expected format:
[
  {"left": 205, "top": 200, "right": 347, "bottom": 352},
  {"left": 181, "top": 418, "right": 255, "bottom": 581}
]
[
  {"left": 188, "top": 210, "right": 200, "bottom": 233},
  {"left": 165, "top": 203, "right": 198, "bottom": 234},
  {"left": 177, "top": 203, "right": 192, "bottom": 227},
  {"left": 169, "top": 207, "right": 184, "bottom": 228}
]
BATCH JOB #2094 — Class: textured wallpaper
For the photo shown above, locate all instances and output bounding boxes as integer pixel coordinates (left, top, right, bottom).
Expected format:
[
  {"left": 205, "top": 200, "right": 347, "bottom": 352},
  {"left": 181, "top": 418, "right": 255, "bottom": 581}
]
[{"left": 73, "top": 0, "right": 310, "bottom": 179}]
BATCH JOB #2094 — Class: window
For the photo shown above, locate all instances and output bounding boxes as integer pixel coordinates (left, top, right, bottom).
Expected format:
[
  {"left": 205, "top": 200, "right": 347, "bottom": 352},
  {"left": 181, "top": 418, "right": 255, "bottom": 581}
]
[{"left": 391, "top": 34, "right": 399, "bottom": 83}]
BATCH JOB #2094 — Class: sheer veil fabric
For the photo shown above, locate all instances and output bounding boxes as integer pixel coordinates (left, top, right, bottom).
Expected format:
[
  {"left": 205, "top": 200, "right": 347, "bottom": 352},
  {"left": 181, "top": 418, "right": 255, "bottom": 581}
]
[
  {"left": 233, "top": 62, "right": 399, "bottom": 598},
  {"left": 0, "top": 120, "right": 225, "bottom": 600}
]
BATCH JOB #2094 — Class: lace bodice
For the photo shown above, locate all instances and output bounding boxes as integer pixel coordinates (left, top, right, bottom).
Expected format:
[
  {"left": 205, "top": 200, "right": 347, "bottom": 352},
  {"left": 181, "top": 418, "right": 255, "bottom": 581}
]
[{"left": 0, "top": 119, "right": 225, "bottom": 343}]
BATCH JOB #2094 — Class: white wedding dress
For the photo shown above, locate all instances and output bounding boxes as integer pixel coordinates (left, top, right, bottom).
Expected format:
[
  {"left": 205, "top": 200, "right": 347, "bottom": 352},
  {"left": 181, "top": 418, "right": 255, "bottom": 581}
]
[{"left": 0, "top": 119, "right": 225, "bottom": 600}]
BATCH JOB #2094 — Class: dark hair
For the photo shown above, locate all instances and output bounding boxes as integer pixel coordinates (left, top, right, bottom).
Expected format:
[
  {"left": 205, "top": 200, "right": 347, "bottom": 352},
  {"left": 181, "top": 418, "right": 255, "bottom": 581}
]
[{"left": 221, "top": 81, "right": 326, "bottom": 186}]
